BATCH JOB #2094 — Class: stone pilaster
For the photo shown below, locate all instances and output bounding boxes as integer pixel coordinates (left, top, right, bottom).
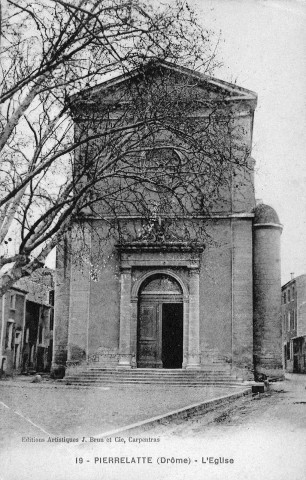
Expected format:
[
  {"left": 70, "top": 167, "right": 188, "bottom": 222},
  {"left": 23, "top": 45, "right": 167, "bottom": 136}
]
[
  {"left": 118, "top": 267, "right": 132, "bottom": 368},
  {"left": 51, "top": 235, "right": 71, "bottom": 378},
  {"left": 186, "top": 267, "right": 200, "bottom": 369},
  {"left": 130, "top": 298, "right": 138, "bottom": 367},
  {"left": 67, "top": 228, "right": 91, "bottom": 364},
  {"left": 182, "top": 297, "right": 189, "bottom": 368},
  {"left": 231, "top": 219, "right": 253, "bottom": 377}
]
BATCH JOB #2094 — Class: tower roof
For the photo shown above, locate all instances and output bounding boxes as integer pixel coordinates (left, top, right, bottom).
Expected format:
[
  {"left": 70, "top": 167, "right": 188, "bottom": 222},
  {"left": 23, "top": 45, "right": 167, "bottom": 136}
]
[{"left": 253, "top": 203, "right": 280, "bottom": 225}]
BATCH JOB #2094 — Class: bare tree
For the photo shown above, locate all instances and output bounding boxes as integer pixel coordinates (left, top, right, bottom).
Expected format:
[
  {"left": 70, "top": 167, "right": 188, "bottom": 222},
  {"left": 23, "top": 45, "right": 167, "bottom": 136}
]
[
  {"left": 0, "top": 0, "right": 250, "bottom": 295},
  {"left": 69, "top": 63, "right": 251, "bottom": 240}
]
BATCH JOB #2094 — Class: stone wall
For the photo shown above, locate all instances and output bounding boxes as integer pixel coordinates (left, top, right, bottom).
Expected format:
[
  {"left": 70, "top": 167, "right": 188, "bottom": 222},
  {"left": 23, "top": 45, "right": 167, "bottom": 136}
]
[
  {"left": 297, "top": 275, "right": 306, "bottom": 337},
  {"left": 199, "top": 217, "right": 254, "bottom": 379},
  {"left": 55, "top": 214, "right": 258, "bottom": 378}
]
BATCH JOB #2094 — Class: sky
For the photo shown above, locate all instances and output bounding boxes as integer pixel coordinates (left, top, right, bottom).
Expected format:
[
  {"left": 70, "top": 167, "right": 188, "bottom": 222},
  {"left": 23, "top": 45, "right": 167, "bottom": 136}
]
[
  {"left": 185, "top": 0, "right": 306, "bottom": 284},
  {"left": 47, "top": 0, "right": 306, "bottom": 284}
]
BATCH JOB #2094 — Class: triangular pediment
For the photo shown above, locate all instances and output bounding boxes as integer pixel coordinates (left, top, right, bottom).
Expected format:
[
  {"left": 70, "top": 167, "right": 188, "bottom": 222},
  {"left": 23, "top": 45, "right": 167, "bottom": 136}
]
[{"left": 69, "top": 59, "right": 257, "bottom": 112}]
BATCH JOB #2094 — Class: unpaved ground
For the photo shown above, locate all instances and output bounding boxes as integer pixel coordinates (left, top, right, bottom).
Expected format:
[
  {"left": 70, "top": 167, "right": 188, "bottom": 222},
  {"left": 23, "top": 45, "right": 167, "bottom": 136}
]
[
  {"left": 135, "top": 377, "right": 306, "bottom": 480},
  {"left": 144, "top": 381, "right": 306, "bottom": 437},
  {"left": 0, "top": 376, "right": 305, "bottom": 480},
  {"left": 0, "top": 380, "right": 234, "bottom": 441}
]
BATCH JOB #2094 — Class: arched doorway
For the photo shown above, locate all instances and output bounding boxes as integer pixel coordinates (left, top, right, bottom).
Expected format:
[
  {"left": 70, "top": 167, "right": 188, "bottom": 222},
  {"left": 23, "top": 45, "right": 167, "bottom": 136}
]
[{"left": 137, "top": 274, "right": 183, "bottom": 368}]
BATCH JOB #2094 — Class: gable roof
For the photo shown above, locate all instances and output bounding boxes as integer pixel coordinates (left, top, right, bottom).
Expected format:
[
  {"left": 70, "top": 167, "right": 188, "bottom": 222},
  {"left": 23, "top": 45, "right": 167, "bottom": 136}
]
[{"left": 69, "top": 59, "right": 257, "bottom": 106}]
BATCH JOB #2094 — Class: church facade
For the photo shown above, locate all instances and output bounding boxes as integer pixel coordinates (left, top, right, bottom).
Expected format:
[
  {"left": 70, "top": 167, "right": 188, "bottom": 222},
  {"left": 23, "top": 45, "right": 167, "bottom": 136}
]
[{"left": 52, "top": 61, "right": 283, "bottom": 381}]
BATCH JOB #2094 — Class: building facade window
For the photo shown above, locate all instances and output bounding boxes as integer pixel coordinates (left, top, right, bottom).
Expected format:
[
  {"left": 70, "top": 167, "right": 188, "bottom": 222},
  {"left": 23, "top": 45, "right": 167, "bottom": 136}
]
[
  {"left": 290, "top": 311, "right": 295, "bottom": 330},
  {"left": 49, "top": 309, "right": 54, "bottom": 331},
  {"left": 9, "top": 294, "right": 16, "bottom": 310},
  {"left": 49, "top": 290, "right": 54, "bottom": 306},
  {"left": 288, "top": 289, "right": 291, "bottom": 302},
  {"left": 283, "top": 292, "right": 286, "bottom": 304},
  {"left": 5, "top": 320, "right": 15, "bottom": 350},
  {"left": 38, "top": 326, "right": 44, "bottom": 345}
]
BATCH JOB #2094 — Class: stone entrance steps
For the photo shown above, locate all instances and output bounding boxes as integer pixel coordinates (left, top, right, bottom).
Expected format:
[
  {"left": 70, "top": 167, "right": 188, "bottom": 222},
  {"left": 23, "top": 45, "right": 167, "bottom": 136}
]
[{"left": 64, "top": 367, "right": 245, "bottom": 387}]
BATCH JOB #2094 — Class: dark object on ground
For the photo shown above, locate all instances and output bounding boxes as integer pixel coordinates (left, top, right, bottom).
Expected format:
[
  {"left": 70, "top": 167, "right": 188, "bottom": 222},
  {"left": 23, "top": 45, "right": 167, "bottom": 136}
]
[
  {"left": 50, "top": 366, "right": 65, "bottom": 379},
  {"left": 252, "top": 384, "right": 265, "bottom": 394},
  {"left": 251, "top": 383, "right": 268, "bottom": 394}
]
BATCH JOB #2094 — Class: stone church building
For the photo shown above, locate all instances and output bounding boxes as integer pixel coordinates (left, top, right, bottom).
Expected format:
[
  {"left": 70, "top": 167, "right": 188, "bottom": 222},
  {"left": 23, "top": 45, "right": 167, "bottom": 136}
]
[{"left": 52, "top": 61, "right": 283, "bottom": 381}]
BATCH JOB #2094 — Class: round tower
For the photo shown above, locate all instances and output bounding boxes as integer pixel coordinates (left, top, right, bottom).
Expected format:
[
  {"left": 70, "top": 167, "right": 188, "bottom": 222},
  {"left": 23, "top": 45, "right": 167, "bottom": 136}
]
[{"left": 253, "top": 203, "right": 283, "bottom": 379}]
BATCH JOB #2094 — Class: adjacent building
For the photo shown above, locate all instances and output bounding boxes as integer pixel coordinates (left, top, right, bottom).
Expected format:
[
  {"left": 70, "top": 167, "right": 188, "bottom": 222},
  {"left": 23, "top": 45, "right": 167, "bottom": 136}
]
[
  {"left": 282, "top": 274, "right": 306, "bottom": 373},
  {"left": 0, "top": 269, "right": 54, "bottom": 376}
]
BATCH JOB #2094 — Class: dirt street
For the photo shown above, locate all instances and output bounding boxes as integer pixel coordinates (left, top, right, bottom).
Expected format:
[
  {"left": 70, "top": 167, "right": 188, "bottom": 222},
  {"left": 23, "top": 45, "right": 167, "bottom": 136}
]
[
  {"left": 140, "top": 374, "right": 306, "bottom": 480},
  {"left": 144, "top": 375, "right": 306, "bottom": 437},
  {"left": 0, "top": 375, "right": 305, "bottom": 480}
]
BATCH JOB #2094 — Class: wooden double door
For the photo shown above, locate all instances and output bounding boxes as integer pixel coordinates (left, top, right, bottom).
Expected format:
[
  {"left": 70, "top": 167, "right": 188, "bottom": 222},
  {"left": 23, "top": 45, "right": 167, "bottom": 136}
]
[{"left": 137, "top": 296, "right": 183, "bottom": 368}]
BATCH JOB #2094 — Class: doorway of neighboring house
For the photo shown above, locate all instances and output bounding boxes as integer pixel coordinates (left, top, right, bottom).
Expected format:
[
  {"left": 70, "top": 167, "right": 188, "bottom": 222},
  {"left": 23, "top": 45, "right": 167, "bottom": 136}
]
[
  {"left": 13, "top": 331, "right": 21, "bottom": 369},
  {"left": 24, "top": 301, "right": 40, "bottom": 371},
  {"left": 36, "top": 347, "right": 45, "bottom": 372}
]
